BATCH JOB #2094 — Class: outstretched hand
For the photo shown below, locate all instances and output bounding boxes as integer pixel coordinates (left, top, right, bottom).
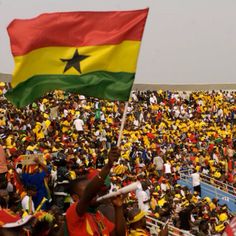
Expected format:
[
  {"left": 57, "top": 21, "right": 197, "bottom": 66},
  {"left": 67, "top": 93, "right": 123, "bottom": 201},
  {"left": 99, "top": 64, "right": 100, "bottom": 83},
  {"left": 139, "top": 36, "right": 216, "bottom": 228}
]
[
  {"left": 108, "top": 147, "right": 120, "bottom": 167},
  {"left": 34, "top": 156, "right": 40, "bottom": 164},
  {"left": 111, "top": 194, "right": 124, "bottom": 208},
  {"left": 159, "top": 224, "right": 168, "bottom": 236}
]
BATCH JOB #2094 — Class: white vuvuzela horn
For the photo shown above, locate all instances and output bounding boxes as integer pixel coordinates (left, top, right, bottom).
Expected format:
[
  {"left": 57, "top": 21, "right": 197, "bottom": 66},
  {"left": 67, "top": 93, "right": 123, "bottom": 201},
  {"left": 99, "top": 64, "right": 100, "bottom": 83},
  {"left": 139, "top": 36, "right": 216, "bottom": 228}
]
[{"left": 96, "top": 181, "right": 139, "bottom": 202}]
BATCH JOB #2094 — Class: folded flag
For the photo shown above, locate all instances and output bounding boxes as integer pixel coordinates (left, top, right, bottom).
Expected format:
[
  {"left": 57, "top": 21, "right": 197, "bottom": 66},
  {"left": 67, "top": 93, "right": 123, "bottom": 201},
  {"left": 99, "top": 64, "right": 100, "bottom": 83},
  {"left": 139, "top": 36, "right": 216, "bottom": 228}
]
[{"left": 6, "top": 9, "right": 149, "bottom": 108}]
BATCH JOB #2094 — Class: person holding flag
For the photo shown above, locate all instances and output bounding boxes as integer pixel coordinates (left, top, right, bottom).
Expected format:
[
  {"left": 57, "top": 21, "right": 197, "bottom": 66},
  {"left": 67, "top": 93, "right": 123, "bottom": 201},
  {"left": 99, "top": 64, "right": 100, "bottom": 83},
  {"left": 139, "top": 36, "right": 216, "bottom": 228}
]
[{"left": 66, "top": 147, "right": 126, "bottom": 236}]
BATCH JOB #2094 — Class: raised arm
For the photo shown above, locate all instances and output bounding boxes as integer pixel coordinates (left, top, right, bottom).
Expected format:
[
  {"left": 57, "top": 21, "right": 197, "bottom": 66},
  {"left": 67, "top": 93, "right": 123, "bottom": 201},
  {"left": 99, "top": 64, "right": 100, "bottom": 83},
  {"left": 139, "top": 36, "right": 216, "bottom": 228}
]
[
  {"left": 112, "top": 195, "right": 126, "bottom": 236},
  {"left": 76, "top": 147, "right": 120, "bottom": 216},
  {"left": 34, "top": 156, "right": 48, "bottom": 173}
]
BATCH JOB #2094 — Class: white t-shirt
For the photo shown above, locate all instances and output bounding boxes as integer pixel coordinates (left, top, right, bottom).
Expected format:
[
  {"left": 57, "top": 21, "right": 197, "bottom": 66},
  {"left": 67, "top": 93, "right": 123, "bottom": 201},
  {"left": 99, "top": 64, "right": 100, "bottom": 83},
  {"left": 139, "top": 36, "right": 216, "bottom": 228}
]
[
  {"left": 21, "top": 195, "right": 35, "bottom": 213},
  {"left": 164, "top": 163, "right": 171, "bottom": 174},
  {"left": 149, "top": 97, "right": 155, "bottom": 104},
  {"left": 131, "top": 93, "right": 138, "bottom": 101},
  {"left": 136, "top": 190, "right": 150, "bottom": 212},
  {"left": 160, "top": 183, "right": 167, "bottom": 192},
  {"left": 213, "top": 153, "right": 219, "bottom": 163},
  {"left": 73, "top": 118, "right": 84, "bottom": 131},
  {"left": 79, "top": 95, "right": 86, "bottom": 100},
  {"left": 63, "top": 109, "right": 69, "bottom": 117},
  {"left": 153, "top": 156, "right": 164, "bottom": 170},
  {"left": 133, "top": 119, "right": 139, "bottom": 127},
  {"left": 99, "top": 129, "right": 107, "bottom": 142},
  {"left": 191, "top": 172, "right": 200, "bottom": 187}
]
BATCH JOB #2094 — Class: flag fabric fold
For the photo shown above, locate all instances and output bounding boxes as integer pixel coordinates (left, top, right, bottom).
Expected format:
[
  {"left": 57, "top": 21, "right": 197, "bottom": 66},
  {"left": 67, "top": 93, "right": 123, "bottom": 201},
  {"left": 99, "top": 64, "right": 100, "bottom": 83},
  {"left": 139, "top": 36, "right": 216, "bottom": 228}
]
[{"left": 6, "top": 9, "right": 149, "bottom": 108}]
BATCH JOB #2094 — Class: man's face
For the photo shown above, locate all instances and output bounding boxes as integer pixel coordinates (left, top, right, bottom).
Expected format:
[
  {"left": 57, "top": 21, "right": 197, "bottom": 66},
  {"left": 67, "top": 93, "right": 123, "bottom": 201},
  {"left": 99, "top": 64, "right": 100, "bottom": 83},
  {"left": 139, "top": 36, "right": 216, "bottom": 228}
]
[
  {"left": 77, "top": 180, "right": 89, "bottom": 197},
  {"left": 71, "top": 179, "right": 89, "bottom": 202},
  {"left": 73, "top": 180, "right": 100, "bottom": 207}
]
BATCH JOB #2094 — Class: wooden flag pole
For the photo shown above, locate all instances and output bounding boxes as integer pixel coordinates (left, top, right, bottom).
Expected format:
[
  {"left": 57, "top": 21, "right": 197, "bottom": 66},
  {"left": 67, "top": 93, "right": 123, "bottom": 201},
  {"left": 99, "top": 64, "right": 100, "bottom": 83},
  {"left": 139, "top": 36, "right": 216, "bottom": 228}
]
[{"left": 117, "top": 101, "right": 129, "bottom": 147}]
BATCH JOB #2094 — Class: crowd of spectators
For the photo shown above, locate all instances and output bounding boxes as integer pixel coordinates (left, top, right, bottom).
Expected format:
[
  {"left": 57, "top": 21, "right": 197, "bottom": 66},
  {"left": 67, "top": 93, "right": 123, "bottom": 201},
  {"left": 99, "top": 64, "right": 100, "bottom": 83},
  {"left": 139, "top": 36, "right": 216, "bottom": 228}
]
[{"left": 0, "top": 81, "right": 235, "bottom": 235}]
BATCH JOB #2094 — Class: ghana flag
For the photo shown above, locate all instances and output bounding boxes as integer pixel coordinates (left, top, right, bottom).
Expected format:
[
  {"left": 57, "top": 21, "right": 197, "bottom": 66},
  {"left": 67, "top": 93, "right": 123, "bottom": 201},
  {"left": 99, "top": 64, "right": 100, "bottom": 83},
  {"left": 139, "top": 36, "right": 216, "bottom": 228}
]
[{"left": 6, "top": 9, "right": 149, "bottom": 108}]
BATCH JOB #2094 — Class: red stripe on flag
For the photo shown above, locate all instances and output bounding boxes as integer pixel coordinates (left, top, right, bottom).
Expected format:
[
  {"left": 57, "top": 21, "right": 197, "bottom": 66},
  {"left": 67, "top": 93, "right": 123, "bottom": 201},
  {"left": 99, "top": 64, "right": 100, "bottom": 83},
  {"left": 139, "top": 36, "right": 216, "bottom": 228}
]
[
  {"left": 224, "top": 217, "right": 236, "bottom": 236},
  {"left": 8, "top": 9, "right": 148, "bottom": 56}
]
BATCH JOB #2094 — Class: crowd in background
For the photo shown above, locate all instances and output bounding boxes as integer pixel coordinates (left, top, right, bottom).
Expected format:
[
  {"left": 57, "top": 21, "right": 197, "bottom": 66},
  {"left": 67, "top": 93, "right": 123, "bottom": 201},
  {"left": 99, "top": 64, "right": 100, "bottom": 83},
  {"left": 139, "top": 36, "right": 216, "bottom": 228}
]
[{"left": 0, "top": 81, "right": 235, "bottom": 235}]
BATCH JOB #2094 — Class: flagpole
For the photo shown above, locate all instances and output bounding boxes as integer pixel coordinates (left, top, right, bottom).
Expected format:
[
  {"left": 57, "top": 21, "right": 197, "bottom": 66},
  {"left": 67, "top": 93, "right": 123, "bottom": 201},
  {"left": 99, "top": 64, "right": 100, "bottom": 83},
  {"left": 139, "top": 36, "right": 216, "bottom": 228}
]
[{"left": 117, "top": 101, "right": 129, "bottom": 147}]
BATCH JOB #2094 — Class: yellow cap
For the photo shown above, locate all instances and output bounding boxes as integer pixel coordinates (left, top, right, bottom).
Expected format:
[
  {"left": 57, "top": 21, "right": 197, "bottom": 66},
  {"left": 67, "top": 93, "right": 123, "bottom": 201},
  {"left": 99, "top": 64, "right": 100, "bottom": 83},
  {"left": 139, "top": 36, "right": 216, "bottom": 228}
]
[
  {"left": 219, "top": 213, "right": 228, "bottom": 222},
  {"left": 215, "top": 223, "right": 225, "bottom": 232},
  {"left": 175, "top": 194, "right": 181, "bottom": 199},
  {"left": 204, "top": 197, "right": 211, "bottom": 203},
  {"left": 128, "top": 211, "right": 146, "bottom": 224}
]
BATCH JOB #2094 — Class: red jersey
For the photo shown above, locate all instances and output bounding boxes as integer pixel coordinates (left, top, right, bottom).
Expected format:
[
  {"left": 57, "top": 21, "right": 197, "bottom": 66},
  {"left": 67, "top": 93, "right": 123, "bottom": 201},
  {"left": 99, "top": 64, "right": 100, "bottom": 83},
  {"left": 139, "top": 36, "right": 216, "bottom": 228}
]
[{"left": 66, "top": 202, "right": 114, "bottom": 236}]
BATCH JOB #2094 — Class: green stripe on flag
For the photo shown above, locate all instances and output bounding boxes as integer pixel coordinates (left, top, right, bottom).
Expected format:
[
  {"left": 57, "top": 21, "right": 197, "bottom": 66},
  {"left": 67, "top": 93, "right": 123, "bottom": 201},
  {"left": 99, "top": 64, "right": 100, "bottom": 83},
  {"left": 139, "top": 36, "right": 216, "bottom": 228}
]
[{"left": 6, "top": 71, "right": 135, "bottom": 108}]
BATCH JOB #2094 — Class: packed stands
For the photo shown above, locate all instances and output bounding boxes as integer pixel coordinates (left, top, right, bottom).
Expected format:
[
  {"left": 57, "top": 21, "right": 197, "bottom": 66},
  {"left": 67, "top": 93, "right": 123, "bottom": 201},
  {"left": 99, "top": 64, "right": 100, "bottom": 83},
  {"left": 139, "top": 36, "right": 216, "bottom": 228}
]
[{"left": 0, "top": 82, "right": 235, "bottom": 235}]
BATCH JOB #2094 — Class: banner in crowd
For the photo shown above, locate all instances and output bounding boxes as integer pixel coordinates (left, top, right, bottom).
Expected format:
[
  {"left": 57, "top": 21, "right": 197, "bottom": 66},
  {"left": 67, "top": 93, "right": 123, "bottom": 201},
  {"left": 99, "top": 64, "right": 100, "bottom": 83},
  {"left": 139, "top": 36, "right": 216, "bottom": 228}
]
[{"left": 15, "top": 154, "right": 44, "bottom": 166}]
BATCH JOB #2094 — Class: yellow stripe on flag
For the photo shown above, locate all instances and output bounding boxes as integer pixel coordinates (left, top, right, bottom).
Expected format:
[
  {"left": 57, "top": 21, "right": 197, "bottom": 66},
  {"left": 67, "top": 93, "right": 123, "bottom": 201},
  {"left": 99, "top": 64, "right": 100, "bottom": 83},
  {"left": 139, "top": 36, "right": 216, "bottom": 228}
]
[{"left": 12, "top": 40, "right": 140, "bottom": 88}]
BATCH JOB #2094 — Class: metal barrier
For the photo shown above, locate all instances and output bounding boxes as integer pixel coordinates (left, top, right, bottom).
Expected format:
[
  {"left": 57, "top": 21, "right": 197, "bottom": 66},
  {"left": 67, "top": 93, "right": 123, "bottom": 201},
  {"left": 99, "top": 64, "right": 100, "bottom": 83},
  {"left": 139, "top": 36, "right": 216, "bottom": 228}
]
[
  {"left": 181, "top": 169, "right": 236, "bottom": 195},
  {"left": 200, "top": 174, "right": 236, "bottom": 195},
  {"left": 179, "top": 169, "right": 236, "bottom": 212},
  {"left": 146, "top": 215, "right": 194, "bottom": 236}
]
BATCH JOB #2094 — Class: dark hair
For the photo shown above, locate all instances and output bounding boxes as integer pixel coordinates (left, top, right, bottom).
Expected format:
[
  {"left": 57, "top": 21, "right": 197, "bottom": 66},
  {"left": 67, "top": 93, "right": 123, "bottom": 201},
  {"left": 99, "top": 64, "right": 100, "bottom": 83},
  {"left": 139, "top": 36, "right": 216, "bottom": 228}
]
[
  {"left": 16, "top": 164, "right": 22, "bottom": 169},
  {"left": 179, "top": 208, "right": 192, "bottom": 230},
  {"left": 199, "top": 220, "right": 209, "bottom": 234},
  {"left": 141, "top": 181, "right": 148, "bottom": 191},
  {"left": 0, "top": 196, "right": 7, "bottom": 208},
  {"left": 67, "top": 176, "right": 87, "bottom": 195}
]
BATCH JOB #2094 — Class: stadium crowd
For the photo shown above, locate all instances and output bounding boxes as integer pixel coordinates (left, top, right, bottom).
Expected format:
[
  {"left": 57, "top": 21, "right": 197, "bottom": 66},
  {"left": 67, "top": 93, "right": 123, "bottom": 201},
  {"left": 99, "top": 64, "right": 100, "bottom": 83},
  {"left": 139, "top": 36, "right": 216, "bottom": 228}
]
[{"left": 0, "top": 81, "right": 235, "bottom": 235}]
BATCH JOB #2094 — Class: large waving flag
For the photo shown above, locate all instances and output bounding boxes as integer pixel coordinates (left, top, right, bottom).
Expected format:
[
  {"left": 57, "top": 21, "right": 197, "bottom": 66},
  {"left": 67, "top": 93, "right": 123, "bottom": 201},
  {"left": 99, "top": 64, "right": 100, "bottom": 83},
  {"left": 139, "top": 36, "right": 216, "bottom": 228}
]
[
  {"left": 223, "top": 217, "right": 236, "bottom": 236},
  {"left": 6, "top": 9, "right": 148, "bottom": 108}
]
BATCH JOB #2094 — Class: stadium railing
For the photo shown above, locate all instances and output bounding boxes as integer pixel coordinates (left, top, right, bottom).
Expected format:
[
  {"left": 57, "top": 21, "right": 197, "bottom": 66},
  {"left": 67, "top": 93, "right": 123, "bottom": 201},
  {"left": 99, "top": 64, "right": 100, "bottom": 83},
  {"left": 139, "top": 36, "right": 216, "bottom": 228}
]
[
  {"left": 179, "top": 169, "right": 236, "bottom": 212},
  {"left": 146, "top": 215, "right": 194, "bottom": 236},
  {"left": 180, "top": 169, "right": 236, "bottom": 195}
]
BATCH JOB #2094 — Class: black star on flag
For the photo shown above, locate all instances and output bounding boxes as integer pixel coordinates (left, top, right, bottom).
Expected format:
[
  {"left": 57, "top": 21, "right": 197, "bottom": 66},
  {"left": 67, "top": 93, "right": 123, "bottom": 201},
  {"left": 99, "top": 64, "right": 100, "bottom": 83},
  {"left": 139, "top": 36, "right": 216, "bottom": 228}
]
[{"left": 61, "top": 49, "right": 89, "bottom": 73}]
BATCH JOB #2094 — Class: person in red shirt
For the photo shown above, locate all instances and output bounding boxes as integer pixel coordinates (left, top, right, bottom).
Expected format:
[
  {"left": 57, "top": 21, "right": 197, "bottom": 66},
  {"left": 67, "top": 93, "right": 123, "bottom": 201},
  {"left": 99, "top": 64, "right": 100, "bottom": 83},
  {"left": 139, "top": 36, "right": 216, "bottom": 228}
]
[
  {"left": 65, "top": 147, "right": 126, "bottom": 236},
  {"left": 0, "top": 145, "right": 8, "bottom": 189}
]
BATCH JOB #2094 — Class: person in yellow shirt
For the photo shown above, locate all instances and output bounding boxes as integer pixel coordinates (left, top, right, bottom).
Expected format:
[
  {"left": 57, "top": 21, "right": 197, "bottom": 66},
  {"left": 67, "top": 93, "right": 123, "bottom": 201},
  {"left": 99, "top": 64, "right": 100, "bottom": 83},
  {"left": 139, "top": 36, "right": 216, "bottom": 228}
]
[
  {"left": 61, "top": 118, "right": 71, "bottom": 133},
  {"left": 33, "top": 122, "right": 45, "bottom": 141},
  {"left": 127, "top": 208, "right": 149, "bottom": 236}
]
